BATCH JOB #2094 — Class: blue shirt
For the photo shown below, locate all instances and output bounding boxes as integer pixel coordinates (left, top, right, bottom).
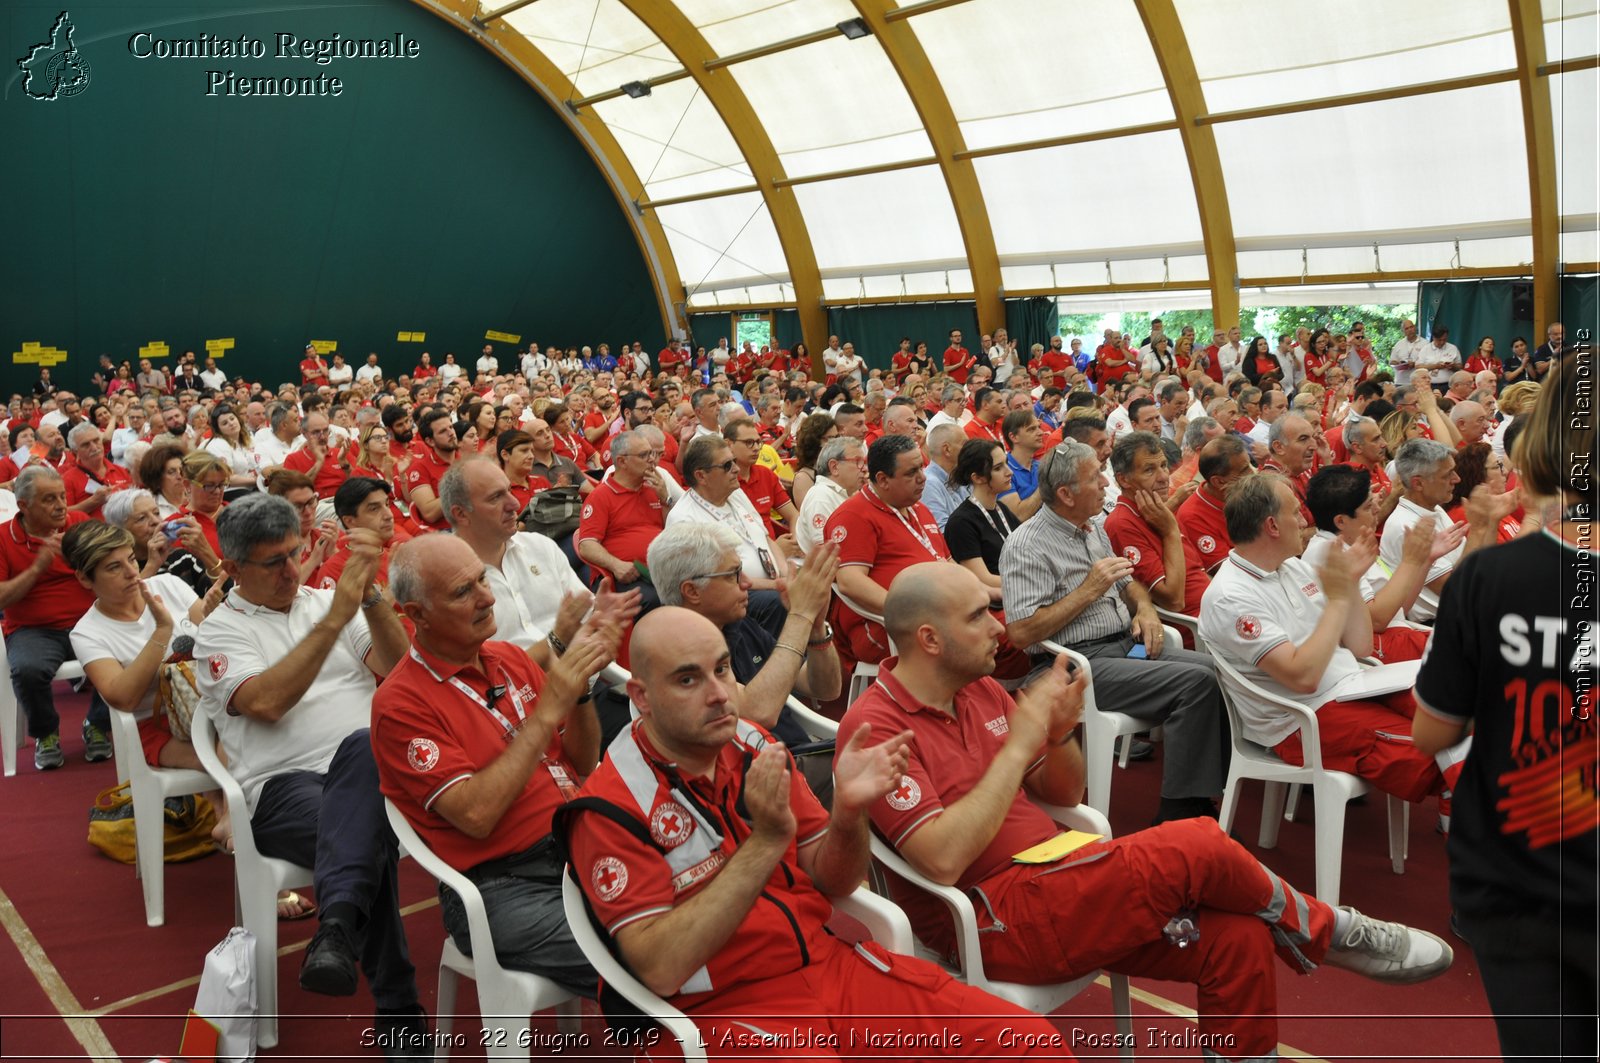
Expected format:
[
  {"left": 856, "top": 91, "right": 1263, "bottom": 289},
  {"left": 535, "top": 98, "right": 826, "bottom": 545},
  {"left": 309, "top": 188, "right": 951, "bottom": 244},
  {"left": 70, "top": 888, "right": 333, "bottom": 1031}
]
[
  {"left": 920, "top": 462, "right": 971, "bottom": 530},
  {"left": 1004, "top": 452, "right": 1040, "bottom": 501}
]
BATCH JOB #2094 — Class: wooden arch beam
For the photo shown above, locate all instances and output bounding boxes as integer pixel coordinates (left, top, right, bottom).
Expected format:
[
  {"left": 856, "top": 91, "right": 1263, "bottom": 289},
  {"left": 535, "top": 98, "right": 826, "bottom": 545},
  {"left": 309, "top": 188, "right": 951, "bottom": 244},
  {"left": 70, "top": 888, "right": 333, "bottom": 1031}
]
[
  {"left": 612, "top": 0, "right": 828, "bottom": 372},
  {"left": 850, "top": 0, "right": 1004, "bottom": 336},
  {"left": 1133, "top": 0, "right": 1240, "bottom": 331},
  {"left": 1509, "top": 0, "right": 1560, "bottom": 329},
  {"left": 412, "top": 0, "right": 685, "bottom": 337}
]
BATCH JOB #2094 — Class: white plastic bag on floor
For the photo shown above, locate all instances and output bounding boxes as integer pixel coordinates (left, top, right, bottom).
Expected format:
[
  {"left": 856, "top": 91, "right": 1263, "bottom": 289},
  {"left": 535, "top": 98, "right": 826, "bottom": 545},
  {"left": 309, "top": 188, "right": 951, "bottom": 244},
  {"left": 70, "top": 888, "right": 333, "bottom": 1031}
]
[{"left": 194, "top": 926, "right": 257, "bottom": 1062}]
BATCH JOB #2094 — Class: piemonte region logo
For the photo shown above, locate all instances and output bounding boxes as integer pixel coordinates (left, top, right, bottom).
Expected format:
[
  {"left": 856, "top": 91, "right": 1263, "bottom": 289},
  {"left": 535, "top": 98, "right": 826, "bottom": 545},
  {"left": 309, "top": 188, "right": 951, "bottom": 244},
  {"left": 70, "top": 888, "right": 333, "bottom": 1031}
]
[{"left": 18, "top": 12, "right": 92, "bottom": 101}]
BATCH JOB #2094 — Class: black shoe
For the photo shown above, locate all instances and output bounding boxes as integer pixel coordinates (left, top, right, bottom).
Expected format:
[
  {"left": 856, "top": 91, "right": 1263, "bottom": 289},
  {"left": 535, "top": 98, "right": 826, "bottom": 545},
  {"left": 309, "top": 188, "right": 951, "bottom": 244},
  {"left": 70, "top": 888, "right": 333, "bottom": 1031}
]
[
  {"left": 299, "top": 918, "right": 359, "bottom": 997},
  {"left": 1124, "top": 738, "right": 1155, "bottom": 761},
  {"left": 375, "top": 1004, "right": 432, "bottom": 1061}
]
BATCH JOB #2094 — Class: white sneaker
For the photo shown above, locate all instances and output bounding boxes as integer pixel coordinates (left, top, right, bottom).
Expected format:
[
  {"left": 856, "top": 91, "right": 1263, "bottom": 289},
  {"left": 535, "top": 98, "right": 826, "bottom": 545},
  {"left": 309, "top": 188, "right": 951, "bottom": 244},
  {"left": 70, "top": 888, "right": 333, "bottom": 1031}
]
[{"left": 1325, "top": 907, "right": 1453, "bottom": 984}]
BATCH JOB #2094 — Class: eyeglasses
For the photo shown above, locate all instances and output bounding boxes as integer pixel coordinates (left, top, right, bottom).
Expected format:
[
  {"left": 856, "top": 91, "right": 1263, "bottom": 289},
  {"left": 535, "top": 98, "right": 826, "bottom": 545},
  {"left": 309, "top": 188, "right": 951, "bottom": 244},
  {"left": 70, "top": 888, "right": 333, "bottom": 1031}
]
[
  {"left": 714, "top": 459, "right": 737, "bottom": 473},
  {"left": 238, "top": 551, "right": 297, "bottom": 573},
  {"left": 194, "top": 480, "right": 227, "bottom": 494},
  {"left": 733, "top": 437, "right": 760, "bottom": 448},
  {"left": 690, "top": 566, "right": 742, "bottom": 584}
]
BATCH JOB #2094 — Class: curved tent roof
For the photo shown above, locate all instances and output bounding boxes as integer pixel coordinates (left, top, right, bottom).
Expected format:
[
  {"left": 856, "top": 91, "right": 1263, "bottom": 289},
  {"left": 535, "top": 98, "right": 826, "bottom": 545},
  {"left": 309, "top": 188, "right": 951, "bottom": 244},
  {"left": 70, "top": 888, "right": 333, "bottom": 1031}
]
[{"left": 416, "top": 0, "right": 1598, "bottom": 336}]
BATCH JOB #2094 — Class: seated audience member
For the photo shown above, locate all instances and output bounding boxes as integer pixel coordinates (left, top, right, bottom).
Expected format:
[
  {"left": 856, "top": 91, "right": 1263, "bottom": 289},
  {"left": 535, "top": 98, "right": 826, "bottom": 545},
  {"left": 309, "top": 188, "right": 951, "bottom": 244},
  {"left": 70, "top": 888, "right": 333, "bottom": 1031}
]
[
  {"left": 204, "top": 404, "right": 261, "bottom": 498},
  {"left": 1303, "top": 465, "right": 1463, "bottom": 663},
  {"left": 725, "top": 417, "right": 797, "bottom": 540},
  {"left": 441, "top": 459, "right": 638, "bottom": 658},
  {"left": 1200, "top": 475, "right": 1469, "bottom": 813},
  {"left": 847, "top": 563, "right": 1453, "bottom": 1062},
  {"left": 254, "top": 401, "right": 302, "bottom": 470},
  {"left": 787, "top": 412, "right": 837, "bottom": 509},
  {"left": 374, "top": 534, "right": 619, "bottom": 999},
  {"left": 963, "top": 387, "right": 1005, "bottom": 444},
  {"left": 945, "top": 440, "right": 1022, "bottom": 596},
  {"left": 999, "top": 441, "right": 1227, "bottom": 823},
  {"left": 667, "top": 435, "right": 791, "bottom": 637},
  {"left": 402, "top": 409, "right": 461, "bottom": 532},
  {"left": 1449, "top": 400, "right": 1493, "bottom": 447},
  {"left": 924, "top": 383, "right": 967, "bottom": 434},
  {"left": 920, "top": 422, "right": 972, "bottom": 530},
  {"left": 648, "top": 525, "right": 841, "bottom": 747},
  {"left": 1169, "top": 416, "right": 1222, "bottom": 500},
  {"left": 195, "top": 495, "right": 422, "bottom": 1044},
  {"left": 161, "top": 450, "right": 229, "bottom": 596},
  {"left": 1262, "top": 414, "right": 1316, "bottom": 525},
  {"left": 1056, "top": 414, "right": 1119, "bottom": 513},
  {"left": 1380, "top": 438, "right": 1515, "bottom": 623},
  {"left": 998, "top": 409, "right": 1045, "bottom": 520},
  {"left": 1176, "top": 435, "right": 1251, "bottom": 573},
  {"left": 316, "top": 477, "right": 408, "bottom": 592},
  {"left": 564, "top": 607, "right": 1065, "bottom": 1057},
  {"left": 61, "top": 423, "right": 130, "bottom": 516},
  {"left": 494, "top": 430, "right": 551, "bottom": 514},
  {"left": 1, "top": 466, "right": 112, "bottom": 768},
  {"left": 795, "top": 435, "right": 865, "bottom": 554},
  {"left": 139, "top": 443, "right": 191, "bottom": 519},
  {"left": 283, "top": 412, "right": 350, "bottom": 503},
  {"left": 1103, "top": 432, "right": 1211, "bottom": 631},
  {"left": 266, "top": 468, "right": 339, "bottom": 586},
  {"left": 1447, "top": 442, "right": 1521, "bottom": 542},
  {"left": 575, "top": 430, "right": 666, "bottom": 607},
  {"left": 525, "top": 417, "right": 593, "bottom": 497}
]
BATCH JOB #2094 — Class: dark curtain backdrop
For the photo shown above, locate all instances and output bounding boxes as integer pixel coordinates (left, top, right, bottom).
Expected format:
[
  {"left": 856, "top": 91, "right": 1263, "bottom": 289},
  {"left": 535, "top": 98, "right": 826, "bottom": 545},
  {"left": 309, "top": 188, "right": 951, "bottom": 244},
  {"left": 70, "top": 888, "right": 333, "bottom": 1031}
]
[
  {"left": 1417, "top": 280, "right": 1519, "bottom": 351},
  {"left": 826, "top": 302, "right": 979, "bottom": 371},
  {"left": 1560, "top": 276, "right": 1599, "bottom": 346},
  {"left": 1004, "top": 297, "right": 1061, "bottom": 355}
]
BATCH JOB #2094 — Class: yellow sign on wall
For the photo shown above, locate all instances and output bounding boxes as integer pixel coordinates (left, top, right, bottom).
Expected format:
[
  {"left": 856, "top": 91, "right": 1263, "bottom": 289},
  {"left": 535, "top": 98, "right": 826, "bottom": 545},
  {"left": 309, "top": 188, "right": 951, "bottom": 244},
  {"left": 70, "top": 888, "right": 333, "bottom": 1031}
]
[
  {"left": 309, "top": 340, "right": 338, "bottom": 354},
  {"left": 397, "top": 331, "right": 427, "bottom": 342},
  {"left": 205, "top": 338, "right": 235, "bottom": 357},
  {"left": 139, "top": 341, "right": 171, "bottom": 359},
  {"left": 484, "top": 330, "right": 520, "bottom": 344},
  {"left": 13, "top": 341, "right": 67, "bottom": 366}
]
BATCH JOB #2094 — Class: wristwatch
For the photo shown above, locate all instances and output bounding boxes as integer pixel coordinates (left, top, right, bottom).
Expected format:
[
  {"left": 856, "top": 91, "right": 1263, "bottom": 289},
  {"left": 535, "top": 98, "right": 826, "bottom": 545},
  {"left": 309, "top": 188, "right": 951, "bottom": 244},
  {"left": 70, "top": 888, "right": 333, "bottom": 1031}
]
[{"left": 807, "top": 622, "right": 834, "bottom": 647}]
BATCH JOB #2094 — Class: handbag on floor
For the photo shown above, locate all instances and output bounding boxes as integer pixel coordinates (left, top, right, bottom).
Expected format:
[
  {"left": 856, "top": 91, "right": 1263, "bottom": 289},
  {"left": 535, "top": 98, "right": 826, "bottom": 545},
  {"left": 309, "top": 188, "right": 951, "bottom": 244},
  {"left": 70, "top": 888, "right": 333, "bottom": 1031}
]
[{"left": 86, "top": 783, "right": 218, "bottom": 864}]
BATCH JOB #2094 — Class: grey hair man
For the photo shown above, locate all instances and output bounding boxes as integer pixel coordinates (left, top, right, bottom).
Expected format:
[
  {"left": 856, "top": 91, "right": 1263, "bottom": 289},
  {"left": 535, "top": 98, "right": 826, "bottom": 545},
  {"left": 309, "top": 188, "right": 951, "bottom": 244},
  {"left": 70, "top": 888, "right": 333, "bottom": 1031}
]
[
  {"left": 797, "top": 434, "right": 867, "bottom": 554},
  {"left": 998, "top": 441, "right": 1227, "bottom": 823},
  {"left": 921, "top": 422, "right": 971, "bottom": 530}
]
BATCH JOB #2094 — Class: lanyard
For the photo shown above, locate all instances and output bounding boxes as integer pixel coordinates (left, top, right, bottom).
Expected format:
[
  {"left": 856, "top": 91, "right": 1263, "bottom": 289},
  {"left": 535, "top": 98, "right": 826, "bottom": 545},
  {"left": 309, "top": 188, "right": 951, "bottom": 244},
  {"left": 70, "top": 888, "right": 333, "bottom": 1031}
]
[
  {"left": 413, "top": 648, "right": 529, "bottom": 739},
  {"left": 689, "top": 491, "right": 776, "bottom": 573},
  {"left": 556, "top": 432, "right": 583, "bottom": 456},
  {"left": 976, "top": 502, "right": 1011, "bottom": 540},
  {"left": 866, "top": 486, "right": 944, "bottom": 560}
]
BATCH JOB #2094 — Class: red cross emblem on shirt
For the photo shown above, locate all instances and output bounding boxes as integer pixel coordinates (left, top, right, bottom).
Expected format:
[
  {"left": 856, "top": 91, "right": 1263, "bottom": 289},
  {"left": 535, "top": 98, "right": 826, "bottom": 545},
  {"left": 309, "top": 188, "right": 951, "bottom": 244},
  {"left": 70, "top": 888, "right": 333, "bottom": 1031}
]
[
  {"left": 591, "top": 856, "right": 628, "bottom": 900},
  {"left": 886, "top": 775, "right": 921, "bottom": 811},
  {"left": 650, "top": 800, "right": 692, "bottom": 848}
]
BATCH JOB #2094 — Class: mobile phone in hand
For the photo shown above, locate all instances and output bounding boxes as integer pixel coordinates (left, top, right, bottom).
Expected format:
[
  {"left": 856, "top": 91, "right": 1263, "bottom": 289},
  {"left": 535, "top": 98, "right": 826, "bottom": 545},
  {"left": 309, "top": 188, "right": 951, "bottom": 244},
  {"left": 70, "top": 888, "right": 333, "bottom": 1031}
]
[{"left": 1127, "top": 642, "right": 1148, "bottom": 659}]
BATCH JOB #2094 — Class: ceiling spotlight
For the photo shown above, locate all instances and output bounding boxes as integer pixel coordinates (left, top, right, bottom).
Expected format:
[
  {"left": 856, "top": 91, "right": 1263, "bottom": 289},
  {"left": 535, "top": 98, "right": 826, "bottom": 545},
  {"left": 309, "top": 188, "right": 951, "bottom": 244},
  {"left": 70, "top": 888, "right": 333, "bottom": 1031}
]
[
  {"left": 836, "top": 17, "right": 871, "bottom": 40},
  {"left": 621, "top": 80, "right": 651, "bottom": 99}
]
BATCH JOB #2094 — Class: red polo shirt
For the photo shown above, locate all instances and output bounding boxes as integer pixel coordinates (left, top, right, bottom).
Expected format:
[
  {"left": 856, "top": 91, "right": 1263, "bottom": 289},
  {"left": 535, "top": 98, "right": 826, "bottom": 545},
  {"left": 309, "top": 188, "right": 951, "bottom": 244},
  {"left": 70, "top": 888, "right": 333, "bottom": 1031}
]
[
  {"left": 1345, "top": 460, "right": 1392, "bottom": 496},
  {"left": 299, "top": 357, "right": 328, "bottom": 387},
  {"left": 0, "top": 511, "right": 95, "bottom": 635},
  {"left": 841, "top": 663, "right": 1054, "bottom": 928},
  {"left": 178, "top": 507, "right": 224, "bottom": 559},
  {"left": 1176, "top": 485, "right": 1233, "bottom": 572},
  {"left": 658, "top": 347, "right": 687, "bottom": 373},
  {"left": 373, "top": 639, "right": 575, "bottom": 870},
  {"left": 825, "top": 487, "right": 949, "bottom": 664},
  {"left": 403, "top": 446, "right": 455, "bottom": 531},
  {"left": 61, "top": 457, "right": 130, "bottom": 509},
  {"left": 283, "top": 446, "right": 349, "bottom": 498},
  {"left": 575, "top": 477, "right": 664, "bottom": 567},
  {"left": 1032, "top": 350, "right": 1071, "bottom": 389},
  {"left": 890, "top": 351, "right": 913, "bottom": 381},
  {"left": 942, "top": 346, "right": 975, "bottom": 384},
  {"left": 964, "top": 417, "right": 1004, "bottom": 445},
  {"left": 1260, "top": 460, "right": 1314, "bottom": 526},
  {"left": 568, "top": 720, "right": 831, "bottom": 1005},
  {"left": 736, "top": 464, "right": 790, "bottom": 538},
  {"left": 1104, "top": 497, "right": 1209, "bottom": 618}
]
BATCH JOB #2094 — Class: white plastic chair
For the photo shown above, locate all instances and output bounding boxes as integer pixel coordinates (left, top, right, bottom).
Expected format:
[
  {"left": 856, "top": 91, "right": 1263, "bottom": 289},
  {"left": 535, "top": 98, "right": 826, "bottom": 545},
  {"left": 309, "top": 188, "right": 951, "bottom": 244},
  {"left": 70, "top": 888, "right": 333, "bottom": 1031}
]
[
  {"left": 383, "top": 800, "right": 579, "bottom": 1060},
  {"left": 106, "top": 708, "right": 216, "bottom": 926},
  {"left": 868, "top": 800, "right": 1135, "bottom": 1058},
  {"left": 1, "top": 643, "right": 90, "bottom": 777},
  {"left": 1154, "top": 607, "right": 1206, "bottom": 654},
  {"left": 190, "top": 708, "right": 314, "bottom": 1050},
  {"left": 560, "top": 873, "right": 912, "bottom": 1063},
  {"left": 1037, "top": 623, "right": 1181, "bottom": 819},
  {"left": 833, "top": 587, "right": 889, "bottom": 706},
  {"left": 1211, "top": 653, "right": 1408, "bottom": 908}
]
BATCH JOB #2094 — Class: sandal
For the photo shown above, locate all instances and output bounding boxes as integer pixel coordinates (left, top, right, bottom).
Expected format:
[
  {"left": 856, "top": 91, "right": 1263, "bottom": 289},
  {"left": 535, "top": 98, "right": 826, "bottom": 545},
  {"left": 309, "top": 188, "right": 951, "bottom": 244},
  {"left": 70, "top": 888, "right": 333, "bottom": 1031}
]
[{"left": 277, "top": 890, "right": 317, "bottom": 921}]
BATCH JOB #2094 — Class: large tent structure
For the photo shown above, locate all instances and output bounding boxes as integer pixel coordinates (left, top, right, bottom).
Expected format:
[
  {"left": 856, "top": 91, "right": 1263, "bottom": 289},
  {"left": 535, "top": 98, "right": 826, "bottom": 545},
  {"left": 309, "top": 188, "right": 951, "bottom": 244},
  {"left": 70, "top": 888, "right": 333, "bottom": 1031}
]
[{"left": 419, "top": 0, "right": 1596, "bottom": 344}]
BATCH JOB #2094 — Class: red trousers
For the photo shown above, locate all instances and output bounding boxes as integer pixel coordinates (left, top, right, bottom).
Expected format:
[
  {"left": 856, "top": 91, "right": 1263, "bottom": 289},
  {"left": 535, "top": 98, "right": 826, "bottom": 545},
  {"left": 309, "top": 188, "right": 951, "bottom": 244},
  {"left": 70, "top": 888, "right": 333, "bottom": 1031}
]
[
  {"left": 1372, "top": 625, "right": 1431, "bottom": 663},
  {"left": 1275, "top": 692, "right": 1444, "bottom": 804},
  {"left": 644, "top": 938, "right": 1069, "bottom": 1061},
  {"left": 968, "top": 818, "right": 1334, "bottom": 1061}
]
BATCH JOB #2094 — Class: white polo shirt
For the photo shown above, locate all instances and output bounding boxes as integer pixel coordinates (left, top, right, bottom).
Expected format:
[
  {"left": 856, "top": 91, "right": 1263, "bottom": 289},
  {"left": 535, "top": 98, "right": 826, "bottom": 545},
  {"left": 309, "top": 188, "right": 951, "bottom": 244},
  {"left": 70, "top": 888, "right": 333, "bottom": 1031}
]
[
  {"left": 486, "top": 532, "right": 589, "bottom": 650},
  {"left": 195, "top": 587, "right": 376, "bottom": 810},
  {"left": 1416, "top": 341, "right": 1462, "bottom": 386},
  {"left": 1388, "top": 336, "right": 1427, "bottom": 374},
  {"left": 796, "top": 474, "right": 849, "bottom": 554},
  {"left": 1198, "top": 552, "right": 1366, "bottom": 746},
  {"left": 1378, "top": 496, "right": 1460, "bottom": 623},
  {"left": 666, "top": 488, "right": 777, "bottom": 581}
]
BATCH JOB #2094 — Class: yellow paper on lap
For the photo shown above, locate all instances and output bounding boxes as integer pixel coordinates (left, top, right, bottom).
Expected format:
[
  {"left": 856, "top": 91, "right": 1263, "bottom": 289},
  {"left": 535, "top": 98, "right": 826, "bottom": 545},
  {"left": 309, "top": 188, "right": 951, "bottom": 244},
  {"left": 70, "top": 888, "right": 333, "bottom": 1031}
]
[{"left": 1012, "top": 830, "right": 1103, "bottom": 864}]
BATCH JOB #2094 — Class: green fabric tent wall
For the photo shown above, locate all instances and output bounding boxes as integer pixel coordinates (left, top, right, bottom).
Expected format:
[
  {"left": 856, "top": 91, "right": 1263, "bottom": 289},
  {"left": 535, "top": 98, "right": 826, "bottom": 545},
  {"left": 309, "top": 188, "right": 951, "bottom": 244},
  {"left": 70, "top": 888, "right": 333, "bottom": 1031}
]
[
  {"left": 1417, "top": 280, "right": 1518, "bottom": 353},
  {"left": 1004, "top": 297, "right": 1061, "bottom": 355}
]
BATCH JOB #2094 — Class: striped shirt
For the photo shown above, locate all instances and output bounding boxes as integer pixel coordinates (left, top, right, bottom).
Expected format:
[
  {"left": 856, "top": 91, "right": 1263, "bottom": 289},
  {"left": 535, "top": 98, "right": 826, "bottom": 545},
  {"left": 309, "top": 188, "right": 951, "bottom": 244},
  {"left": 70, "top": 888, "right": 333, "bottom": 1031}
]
[{"left": 999, "top": 504, "right": 1132, "bottom": 649}]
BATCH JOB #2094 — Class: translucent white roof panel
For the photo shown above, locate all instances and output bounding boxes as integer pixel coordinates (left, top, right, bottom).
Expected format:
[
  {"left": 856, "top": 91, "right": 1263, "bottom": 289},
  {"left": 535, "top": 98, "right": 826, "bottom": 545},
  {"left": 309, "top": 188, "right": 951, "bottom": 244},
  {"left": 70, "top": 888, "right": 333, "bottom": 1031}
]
[
  {"left": 1563, "top": 229, "right": 1598, "bottom": 264},
  {"left": 595, "top": 81, "right": 752, "bottom": 201},
  {"left": 653, "top": 192, "right": 789, "bottom": 292},
  {"left": 677, "top": 0, "right": 860, "bottom": 56},
  {"left": 1179, "top": 0, "right": 1513, "bottom": 113},
  {"left": 1215, "top": 83, "right": 1529, "bottom": 239},
  {"left": 822, "top": 270, "right": 976, "bottom": 301},
  {"left": 1544, "top": 2, "right": 1599, "bottom": 59},
  {"left": 1237, "top": 237, "right": 1534, "bottom": 280},
  {"left": 911, "top": 0, "right": 1173, "bottom": 151},
  {"left": 731, "top": 37, "right": 932, "bottom": 178},
  {"left": 1551, "top": 70, "right": 1599, "bottom": 218},
  {"left": 792, "top": 165, "right": 963, "bottom": 272},
  {"left": 975, "top": 130, "right": 1202, "bottom": 256},
  {"left": 503, "top": 0, "right": 678, "bottom": 99}
]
